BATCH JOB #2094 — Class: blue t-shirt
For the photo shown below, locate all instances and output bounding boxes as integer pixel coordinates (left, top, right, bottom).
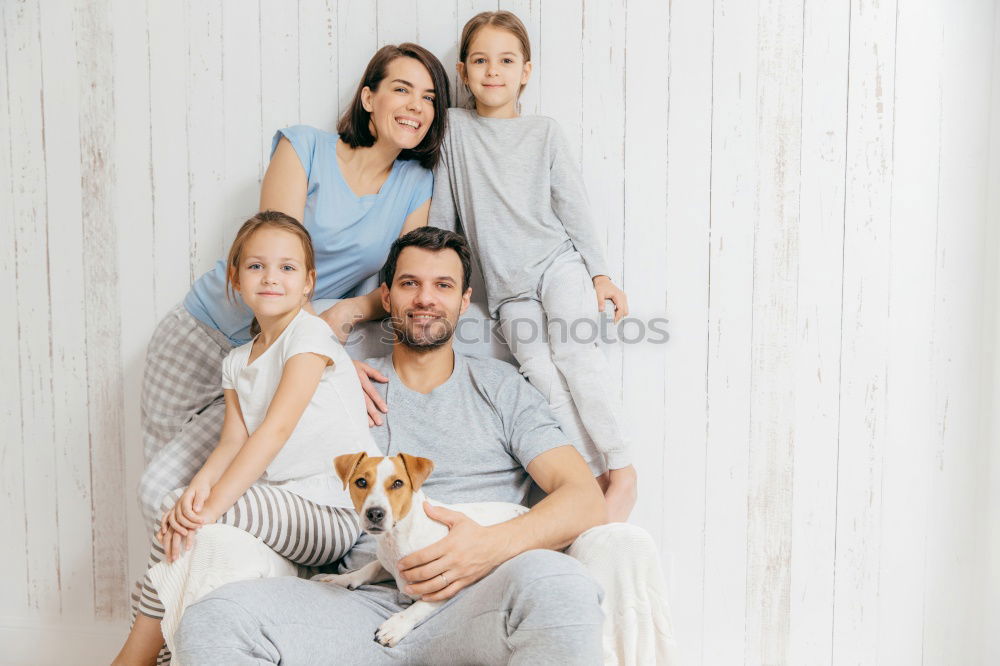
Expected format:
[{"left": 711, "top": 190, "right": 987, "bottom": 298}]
[{"left": 184, "top": 125, "right": 433, "bottom": 345}]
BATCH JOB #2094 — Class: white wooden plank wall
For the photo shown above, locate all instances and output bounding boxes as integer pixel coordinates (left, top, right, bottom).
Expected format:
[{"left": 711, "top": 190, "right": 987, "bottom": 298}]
[
  {"left": 1, "top": 1, "right": 997, "bottom": 664},
  {"left": 986, "top": 4, "right": 1000, "bottom": 664}
]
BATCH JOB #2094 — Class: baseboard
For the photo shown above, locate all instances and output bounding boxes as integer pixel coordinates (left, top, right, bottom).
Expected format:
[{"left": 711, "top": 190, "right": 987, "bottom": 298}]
[{"left": 0, "top": 616, "right": 127, "bottom": 665}]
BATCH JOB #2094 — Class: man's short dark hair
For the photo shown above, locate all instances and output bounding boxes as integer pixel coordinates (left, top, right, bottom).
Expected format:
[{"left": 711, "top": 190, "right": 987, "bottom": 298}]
[{"left": 380, "top": 227, "right": 472, "bottom": 292}]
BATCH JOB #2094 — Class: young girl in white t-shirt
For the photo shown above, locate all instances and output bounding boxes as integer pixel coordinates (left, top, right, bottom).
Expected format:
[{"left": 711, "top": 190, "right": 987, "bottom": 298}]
[{"left": 114, "top": 211, "right": 380, "bottom": 664}]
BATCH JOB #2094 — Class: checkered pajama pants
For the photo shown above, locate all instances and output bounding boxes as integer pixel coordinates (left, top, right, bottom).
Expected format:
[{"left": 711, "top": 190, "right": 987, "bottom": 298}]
[{"left": 138, "top": 305, "right": 233, "bottom": 524}]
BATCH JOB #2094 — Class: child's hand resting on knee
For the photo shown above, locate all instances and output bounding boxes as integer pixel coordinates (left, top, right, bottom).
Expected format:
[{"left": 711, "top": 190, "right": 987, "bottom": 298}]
[{"left": 157, "top": 478, "right": 212, "bottom": 561}]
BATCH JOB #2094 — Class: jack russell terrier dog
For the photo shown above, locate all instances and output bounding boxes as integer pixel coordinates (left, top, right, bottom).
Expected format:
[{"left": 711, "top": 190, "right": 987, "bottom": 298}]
[{"left": 313, "top": 451, "right": 528, "bottom": 647}]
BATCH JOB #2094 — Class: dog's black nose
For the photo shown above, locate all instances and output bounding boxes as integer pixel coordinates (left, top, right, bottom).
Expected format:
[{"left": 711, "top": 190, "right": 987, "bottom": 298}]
[{"left": 366, "top": 507, "right": 385, "bottom": 524}]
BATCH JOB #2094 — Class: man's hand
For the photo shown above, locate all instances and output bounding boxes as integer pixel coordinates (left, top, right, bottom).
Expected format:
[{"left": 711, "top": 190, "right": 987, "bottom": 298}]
[
  {"left": 320, "top": 299, "right": 364, "bottom": 343},
  {"left": 396, "top": 503, "right": 511, "bottom": 602},
  {"left": 353, "top": 360, "right": 389, "bottom": 426},
  {"left": 593, "top": 275, "right": 629, "bottom": 323}
]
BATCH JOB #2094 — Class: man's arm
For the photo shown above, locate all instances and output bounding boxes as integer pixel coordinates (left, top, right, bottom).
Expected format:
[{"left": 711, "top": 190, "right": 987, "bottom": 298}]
[
  {"left": 397, "top": 445, "right": 606, "bottom": 601},
  {"left": 499, "top": 445, "right": 607, "bottom": 551}
]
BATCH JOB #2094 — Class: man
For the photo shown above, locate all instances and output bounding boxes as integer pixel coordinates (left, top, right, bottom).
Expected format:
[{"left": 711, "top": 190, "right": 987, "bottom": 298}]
[{"left": 174, "top": 227, "right": 608, "bottom": 664}]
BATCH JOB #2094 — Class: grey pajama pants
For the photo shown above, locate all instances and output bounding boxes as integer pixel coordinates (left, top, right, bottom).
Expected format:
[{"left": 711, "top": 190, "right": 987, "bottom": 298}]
[
  {"left": 139, "top": 304, "right": 233, "bottom": 524},
  {"left": 174, "top": 549, "right": 604, "bottom": 665},
  {"left": 497, "top": 249, "right": 629, "bottom": 474}
]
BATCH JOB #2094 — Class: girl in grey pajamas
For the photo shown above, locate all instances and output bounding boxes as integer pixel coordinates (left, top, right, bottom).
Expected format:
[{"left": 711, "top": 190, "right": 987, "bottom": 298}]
[{"left": 428, "top": 11, "right": 637, "bottom": 521}]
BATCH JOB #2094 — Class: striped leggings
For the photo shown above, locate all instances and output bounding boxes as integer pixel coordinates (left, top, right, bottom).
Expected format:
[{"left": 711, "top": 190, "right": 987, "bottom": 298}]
[{"left": 133, "top": 484, "right": 361, "bottom": 620}]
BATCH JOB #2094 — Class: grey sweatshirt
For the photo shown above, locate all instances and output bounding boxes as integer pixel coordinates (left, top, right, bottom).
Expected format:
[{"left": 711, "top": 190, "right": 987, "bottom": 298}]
[{"left": 428, "top": 108, "right": 609, "bottom": 315}]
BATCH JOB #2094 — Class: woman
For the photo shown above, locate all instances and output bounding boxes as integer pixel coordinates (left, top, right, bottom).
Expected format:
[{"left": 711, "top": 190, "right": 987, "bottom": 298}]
[{"left": 137, "top": 43, "right": 451, "bottom": 525}]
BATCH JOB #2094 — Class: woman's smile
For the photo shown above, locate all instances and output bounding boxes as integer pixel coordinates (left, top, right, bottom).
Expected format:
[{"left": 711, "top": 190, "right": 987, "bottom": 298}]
[{"left": 395, "top": 115, "right": 422, "bottom": 131}]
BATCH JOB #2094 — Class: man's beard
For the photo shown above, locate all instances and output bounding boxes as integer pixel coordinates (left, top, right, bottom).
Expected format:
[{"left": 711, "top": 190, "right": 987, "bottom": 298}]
[{"left": 389, "top": 309, "right": 456, "bottom": 351}]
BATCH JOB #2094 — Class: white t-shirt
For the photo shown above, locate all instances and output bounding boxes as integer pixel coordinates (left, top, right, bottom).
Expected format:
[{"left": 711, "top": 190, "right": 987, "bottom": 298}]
[{"left": 221, "top": 309, "right": 381, "bottom": 507}]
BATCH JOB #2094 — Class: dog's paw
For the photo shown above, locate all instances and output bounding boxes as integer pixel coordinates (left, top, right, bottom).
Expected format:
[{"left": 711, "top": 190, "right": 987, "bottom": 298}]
[
  {"left": 311, "top": 573, "right": 360, "bottom": 589},
  {"left": 374, "top": 612, "right": 416, "bottom": 648}
]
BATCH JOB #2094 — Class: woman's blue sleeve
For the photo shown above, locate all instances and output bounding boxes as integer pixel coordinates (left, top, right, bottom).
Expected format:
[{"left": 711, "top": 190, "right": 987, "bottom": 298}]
[
  {"left": 270, "top": 125, "right": 319, "bottom": 180},
  {"left": 405, "top": 166, "right": 434, "bottom": 218}
]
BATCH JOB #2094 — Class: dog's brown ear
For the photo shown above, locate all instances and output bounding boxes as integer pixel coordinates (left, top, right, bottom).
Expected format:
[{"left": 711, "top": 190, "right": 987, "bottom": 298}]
[
  {"left": 334, "top": 452, "right": 367, "bottom": 489},
  {"left": 398, "top": 453, "right": 434, "bottom": 492}
]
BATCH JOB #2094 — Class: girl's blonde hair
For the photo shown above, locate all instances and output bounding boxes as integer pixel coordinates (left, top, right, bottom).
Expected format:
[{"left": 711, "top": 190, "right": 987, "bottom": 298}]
[
  {"left": 225, "top": 210, "right": 316, "bottom": 305},
  {"left": 459, "top": 11, "right": 532, "bottom": 105}
]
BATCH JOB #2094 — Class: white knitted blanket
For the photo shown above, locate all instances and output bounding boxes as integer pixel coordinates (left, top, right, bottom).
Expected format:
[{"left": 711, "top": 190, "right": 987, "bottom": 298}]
[
  {"left": 149, "top": 522, "right": 679, "bottom": 665},
  {"left": 147, "top": 523, "right": 297, "bottom": 658},
  {"left": 568, "top": 523, "right": 681, "bottom": 665}
]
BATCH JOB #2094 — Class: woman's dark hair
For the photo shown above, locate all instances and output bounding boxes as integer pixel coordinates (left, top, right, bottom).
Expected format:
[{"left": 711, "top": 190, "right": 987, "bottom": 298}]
[
  {"left": 337, "top": 43, "right": 451, "bottom": 170},
  {"left": 380, "top": 227, "right": 472, "bottom": 292}
]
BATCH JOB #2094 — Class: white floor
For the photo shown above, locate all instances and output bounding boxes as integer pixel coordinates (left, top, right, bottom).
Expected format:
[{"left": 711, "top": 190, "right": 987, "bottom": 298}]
[{"left": 0, "top": 618, "right": 126, "bottom": 665}]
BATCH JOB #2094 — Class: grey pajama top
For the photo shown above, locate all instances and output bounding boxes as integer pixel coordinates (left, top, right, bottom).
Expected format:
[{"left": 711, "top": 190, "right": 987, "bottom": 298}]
[{"left": 428, "top": 108, "right": 610, "bottom": 316}]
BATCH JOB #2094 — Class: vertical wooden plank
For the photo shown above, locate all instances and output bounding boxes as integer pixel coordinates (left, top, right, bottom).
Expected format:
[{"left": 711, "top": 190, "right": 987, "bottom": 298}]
[
  {"left": 0, "top": 0, "right": 30, "bottom": 616},
  {"left": 538, "top": 0, "right": 582, "bottom": 161},
  {"left": 260, "top": 0, "right": 298, "bottom": 180},
  {"left": 922, "top": 0, "right": 995, "bottom": 662},
  {"left": 873, "top": 0, "right": 942, "bottom": 662},
  {"left": 337, "top": 0, "right": 377, "bottom": 112},
  {"left": 187, "top": 0, "right": 226, "bottom": 278},
  {"left": 832, "top": 0, "right": 897, "bottom": 661},
  {"left": 985, "top": 5, "right": 1000, "bottom": 662},
  {"left": 8, "top": 0, "right": 60, "bottom": 616},
  {"left": 38, "top": 0, "right": 96, "bottom": 620},
  {"left": 376, "top": 0, "right": 417, "bottom": 47},
  {"left": 298, "top": 0, "right": 338, "bottom": 130},
  {"left": 110, "top": 0, "right": 157, "bottom": 588},
  {"left": 222, "top": 0, "right": 262, "bottom": 228},
  {"left": 703, "top": 0, "right": 757, "bottom": 662},
  {"left": 76, "top": 0, "right": 129, "bottom": 619},
  {"left": 788, "top": 0, "right": 850, "bottom": 663},
  {"left": 622, "top": 0, "right": 669, "bottom": 550},
  {"left": 661, "top": 0, "right": 713, "bottom": 662},
  {"left": 458, "top": 0, "right": 500, "bottom": 20},
  {"left": 148, "top": 0, "right": 191, "bottom": 317},
  {"left": 498, "top": 0, "right": 541, "bottom": 116},
  {"left": 581, "top": 0, "right": 625, "bottom": 380},
  {"left": 744, "top": 1, "right": 803, "bottom": 663},
  {"left": 415, "top": 0, "right": 457, "bottom": 106}
]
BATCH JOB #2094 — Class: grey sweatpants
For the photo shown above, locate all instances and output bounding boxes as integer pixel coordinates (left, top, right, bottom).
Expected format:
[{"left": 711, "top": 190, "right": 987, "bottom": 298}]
[
  {"left": 174, "top": 549, "right": 604, "bottom": 665},
  {"left": 498, "top": 249, "right": 629, "bottom": 473}
]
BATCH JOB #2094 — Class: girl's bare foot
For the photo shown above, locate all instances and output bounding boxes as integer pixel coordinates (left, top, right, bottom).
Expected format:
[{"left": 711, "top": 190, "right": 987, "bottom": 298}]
[{"left": 603, "top": 465, "right": 637, "bottom": 523}]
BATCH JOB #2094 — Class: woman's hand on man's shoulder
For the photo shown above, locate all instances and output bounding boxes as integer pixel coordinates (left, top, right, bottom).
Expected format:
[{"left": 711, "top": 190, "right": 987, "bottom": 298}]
[{"left": 352, "top": 360, "right": 389, "bottom": 427}]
